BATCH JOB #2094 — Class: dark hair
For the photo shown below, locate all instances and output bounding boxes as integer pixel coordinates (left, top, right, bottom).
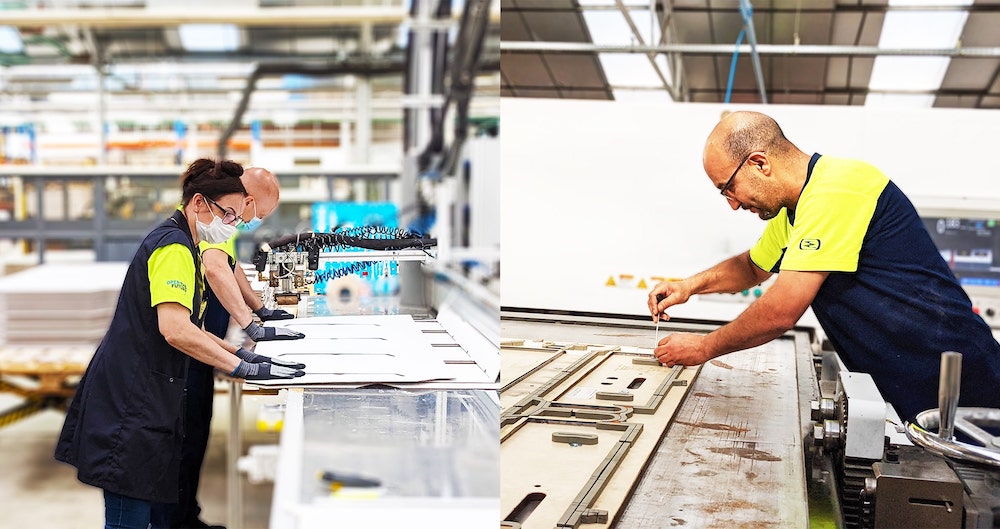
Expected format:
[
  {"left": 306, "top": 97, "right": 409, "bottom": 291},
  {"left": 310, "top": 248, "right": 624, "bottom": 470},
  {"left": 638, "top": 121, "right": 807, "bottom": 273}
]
[{"left": 180, "top": 158, "right": 247, "bottom": 204}]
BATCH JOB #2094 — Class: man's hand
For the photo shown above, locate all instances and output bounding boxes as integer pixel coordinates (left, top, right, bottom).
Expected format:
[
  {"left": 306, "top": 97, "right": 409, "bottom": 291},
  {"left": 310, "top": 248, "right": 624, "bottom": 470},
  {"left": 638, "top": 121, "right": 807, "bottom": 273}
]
[
  {"left": 654, "top": 332, "right": 713, "bottom": 367},
  {"left": 234, "top": 346, "right": 306, "bottom": 369},
  {"left": 244, "top": 322, "right": 305, "bottom": 342},
  {"left": 647, "top": 280, "right": 692, "bottom": 323},
  {"left": 231, "top": 360, "right": 305, "bottom": 380},
  {"left": 255, "top": 306, "right": 295, "bottom": 321}
]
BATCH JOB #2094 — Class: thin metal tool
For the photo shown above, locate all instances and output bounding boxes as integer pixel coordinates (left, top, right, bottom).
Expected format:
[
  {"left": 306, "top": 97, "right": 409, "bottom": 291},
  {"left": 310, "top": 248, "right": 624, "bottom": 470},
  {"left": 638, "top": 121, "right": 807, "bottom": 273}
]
[{"left": 653, "top": 294, "right": 665, "bottom": 351}]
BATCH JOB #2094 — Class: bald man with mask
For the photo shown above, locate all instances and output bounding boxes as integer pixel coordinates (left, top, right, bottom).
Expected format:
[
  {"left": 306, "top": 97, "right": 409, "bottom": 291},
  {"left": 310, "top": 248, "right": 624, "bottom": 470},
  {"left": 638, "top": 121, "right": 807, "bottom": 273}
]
[
  {"left": 203, "top": 166, "right": 303, "bottom": 340},
  {"left": 168, "top": 167, "right": 305, "bottom": 529},
  {"left": 647, "top": 111, "right": 1000, "bottom": 424}
]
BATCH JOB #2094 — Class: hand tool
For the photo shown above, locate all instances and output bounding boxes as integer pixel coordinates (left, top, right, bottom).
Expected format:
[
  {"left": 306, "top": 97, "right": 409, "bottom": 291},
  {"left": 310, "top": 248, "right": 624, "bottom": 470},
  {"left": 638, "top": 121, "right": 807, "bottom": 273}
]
[
  {"left": 319, "top": 471, "right": 382, "bottom": 492},
  {"left": 654, "top": 294, "right": 665, "bottom": 351}
]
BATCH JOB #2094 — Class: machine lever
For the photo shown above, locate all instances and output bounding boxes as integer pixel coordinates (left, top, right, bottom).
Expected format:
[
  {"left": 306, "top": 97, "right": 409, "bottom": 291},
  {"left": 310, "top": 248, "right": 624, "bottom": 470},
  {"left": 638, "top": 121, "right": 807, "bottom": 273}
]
[
  {"left": 906, "top": 351, "right": 1000, "bottom": 469},
  {"left": 938, "top": 351, "right": 962, "bottom": 441}
]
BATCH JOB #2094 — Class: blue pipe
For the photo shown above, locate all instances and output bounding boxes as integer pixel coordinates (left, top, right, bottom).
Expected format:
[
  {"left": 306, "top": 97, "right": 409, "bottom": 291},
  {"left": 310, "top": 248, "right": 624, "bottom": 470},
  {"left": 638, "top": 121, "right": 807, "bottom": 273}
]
[{"left": 724, "top": 28, "right": 745, "bottom": 104}]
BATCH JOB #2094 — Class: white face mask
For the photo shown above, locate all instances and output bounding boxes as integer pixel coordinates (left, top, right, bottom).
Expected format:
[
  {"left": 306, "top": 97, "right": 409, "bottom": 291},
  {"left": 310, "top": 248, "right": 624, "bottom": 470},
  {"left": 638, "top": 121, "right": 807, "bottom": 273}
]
[{"left": 195, "top": 199, "right": 239, "bottom": 244}]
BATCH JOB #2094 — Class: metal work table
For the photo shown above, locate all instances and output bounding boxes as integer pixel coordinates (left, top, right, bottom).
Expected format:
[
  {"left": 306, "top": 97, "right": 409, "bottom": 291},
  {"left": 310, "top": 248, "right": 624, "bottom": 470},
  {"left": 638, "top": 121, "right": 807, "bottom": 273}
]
[
  {"left": 500, "top": 310, "right": 818, "bottom": 528},
  {"left": 225, "top": 293, "right": 499, "bottom": 529},
  {"left": 269, "top": 388, "right": 499, "bottom": 528}
]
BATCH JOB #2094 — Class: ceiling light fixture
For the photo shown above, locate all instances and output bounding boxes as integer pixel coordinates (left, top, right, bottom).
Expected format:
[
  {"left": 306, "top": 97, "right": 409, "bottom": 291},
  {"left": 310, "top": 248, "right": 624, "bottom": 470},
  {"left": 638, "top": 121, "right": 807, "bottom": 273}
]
[
  {"left": 0, "top": 26, "right": 24, "bottom": 54},
  {"left": 178, "top": 24, "right": 241, "bottom": 53}
]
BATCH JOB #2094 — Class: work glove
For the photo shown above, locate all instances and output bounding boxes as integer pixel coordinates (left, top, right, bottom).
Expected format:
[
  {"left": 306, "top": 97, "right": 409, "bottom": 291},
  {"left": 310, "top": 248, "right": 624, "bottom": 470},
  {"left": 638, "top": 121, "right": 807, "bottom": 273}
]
[
  {"left": 244, "top": 321, "right": 305, "bottom": 342},
  {"left": 230, "top": 360, "right": 305, "bottom": 380},
  {"left": 235, "top": 346, "right": 306, "bottom": 370},
  {"left": 255, "top": 306, "right": 295, "bottom": 321}
]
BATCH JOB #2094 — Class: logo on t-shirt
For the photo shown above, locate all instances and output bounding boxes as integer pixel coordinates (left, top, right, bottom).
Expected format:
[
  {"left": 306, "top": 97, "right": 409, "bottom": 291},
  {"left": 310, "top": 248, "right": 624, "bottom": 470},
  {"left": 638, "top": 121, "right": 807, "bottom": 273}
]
[
  {"left": 166, "top": 279, "right": 188, "bottom": 292},
  {"left": 799, "top": 239, "right": 821, "bottom": 251}
]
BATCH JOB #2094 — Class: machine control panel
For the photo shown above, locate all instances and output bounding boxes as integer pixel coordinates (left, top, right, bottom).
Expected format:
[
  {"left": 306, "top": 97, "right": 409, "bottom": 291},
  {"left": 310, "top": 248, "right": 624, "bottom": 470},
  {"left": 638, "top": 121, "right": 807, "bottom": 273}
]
[
  {"left": 698, "top": 277, "right": 776, "bottom": 305},
  {"left": 970, "top": 294, "right": 1000, "bottom": 330},
  {"left": 917, "top": 205, "right": 1000, "bottom": 330}
]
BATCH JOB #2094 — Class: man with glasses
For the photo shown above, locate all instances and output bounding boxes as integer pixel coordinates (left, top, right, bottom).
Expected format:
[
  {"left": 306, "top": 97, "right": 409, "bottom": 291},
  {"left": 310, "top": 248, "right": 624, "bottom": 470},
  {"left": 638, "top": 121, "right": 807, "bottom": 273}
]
[
  {"left": 201, "top": 167, "right": 304, "bottom": 344},
  {"left": 170, "top": 166, "right": 305, "bottom": 529},
  {"left": 647, "top": 110, "right": 1000, "bottom": 422}
]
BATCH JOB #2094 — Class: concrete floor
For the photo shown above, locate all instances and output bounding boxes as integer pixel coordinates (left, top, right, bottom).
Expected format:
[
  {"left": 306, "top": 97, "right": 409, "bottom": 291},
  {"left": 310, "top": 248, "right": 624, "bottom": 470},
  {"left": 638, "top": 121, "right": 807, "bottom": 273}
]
[{"left": 0, "top": 391, "right": 281, "bottom": 529}]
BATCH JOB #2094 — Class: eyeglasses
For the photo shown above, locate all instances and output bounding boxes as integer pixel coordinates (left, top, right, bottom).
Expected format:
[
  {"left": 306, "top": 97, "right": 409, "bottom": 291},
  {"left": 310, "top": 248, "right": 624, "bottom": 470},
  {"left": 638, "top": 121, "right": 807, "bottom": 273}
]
[
  {"left": 204, "top": 196, "right": 243, "bottom": 225},
  {"left": 720, "top": 152, "right": 754, "bottom": 199}
]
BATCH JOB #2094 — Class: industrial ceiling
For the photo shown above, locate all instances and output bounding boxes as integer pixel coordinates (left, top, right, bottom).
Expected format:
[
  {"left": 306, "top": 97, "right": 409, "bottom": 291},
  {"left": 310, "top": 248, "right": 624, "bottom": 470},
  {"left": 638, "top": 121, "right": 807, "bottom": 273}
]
[
  {"left": 0, "top": 1, "right": 501, "bottom": 124},
  {"left": 500, "top": 0, "right": 1000, "bottom": 109}
]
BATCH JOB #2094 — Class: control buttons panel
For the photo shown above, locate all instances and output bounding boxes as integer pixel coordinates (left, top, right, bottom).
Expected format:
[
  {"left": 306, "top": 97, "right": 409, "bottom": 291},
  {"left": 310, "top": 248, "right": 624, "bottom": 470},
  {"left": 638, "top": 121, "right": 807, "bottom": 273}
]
[{"left": 970, "top": 294, "right": 1000, "bottom": 329}]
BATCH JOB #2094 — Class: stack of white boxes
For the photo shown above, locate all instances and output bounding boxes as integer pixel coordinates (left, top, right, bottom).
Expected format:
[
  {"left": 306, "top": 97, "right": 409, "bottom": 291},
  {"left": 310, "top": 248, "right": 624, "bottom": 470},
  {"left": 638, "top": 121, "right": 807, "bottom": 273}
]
[{"left": 0, "top": 263, "right": 127, "bottom": 371}]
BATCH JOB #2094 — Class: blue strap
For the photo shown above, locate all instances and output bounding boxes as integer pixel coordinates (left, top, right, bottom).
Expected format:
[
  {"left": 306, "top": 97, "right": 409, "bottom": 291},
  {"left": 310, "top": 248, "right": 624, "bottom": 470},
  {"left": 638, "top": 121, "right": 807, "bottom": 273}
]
[{"left": 724, "top": 28, "right": 746, "bottom": 104}]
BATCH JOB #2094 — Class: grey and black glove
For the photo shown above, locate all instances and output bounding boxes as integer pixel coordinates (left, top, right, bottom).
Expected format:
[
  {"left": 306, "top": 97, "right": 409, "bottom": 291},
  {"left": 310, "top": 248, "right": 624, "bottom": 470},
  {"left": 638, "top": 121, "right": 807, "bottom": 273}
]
[
  {"left": 230, "top": 360, "right": 305, "bottom": 380},
  {"left": 235, "top": 346, "right": 306, "bottom": 370},
  {"left": 255, "top": 306, "right": 295, "bottom": 321},
  {"left": 244, "top": 321, "right": 305, "bottom": 342}
]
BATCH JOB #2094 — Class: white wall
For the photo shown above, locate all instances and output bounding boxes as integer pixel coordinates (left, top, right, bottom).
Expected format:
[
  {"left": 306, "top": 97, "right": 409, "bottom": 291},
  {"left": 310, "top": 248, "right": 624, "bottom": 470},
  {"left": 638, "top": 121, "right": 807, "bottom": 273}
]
[{"left": 500, "top": 99, "right": 1000, "bottom": 317}]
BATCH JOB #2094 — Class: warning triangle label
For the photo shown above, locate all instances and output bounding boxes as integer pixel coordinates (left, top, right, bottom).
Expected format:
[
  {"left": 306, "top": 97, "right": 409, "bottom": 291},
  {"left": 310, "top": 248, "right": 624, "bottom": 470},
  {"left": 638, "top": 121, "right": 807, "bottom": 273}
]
[
  {"left": 637, "top": 278, "right": 647, "bottom": 289},
  {"left": 605, "top": 276, "right": 616, "bottom": 287}
]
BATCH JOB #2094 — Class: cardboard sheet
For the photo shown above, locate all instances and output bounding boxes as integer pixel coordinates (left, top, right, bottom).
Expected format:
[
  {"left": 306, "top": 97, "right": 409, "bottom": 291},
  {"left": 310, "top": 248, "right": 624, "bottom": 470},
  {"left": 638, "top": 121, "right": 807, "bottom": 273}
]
[{"left": 250, "top": 315, "right": 483, "bottom": 386}]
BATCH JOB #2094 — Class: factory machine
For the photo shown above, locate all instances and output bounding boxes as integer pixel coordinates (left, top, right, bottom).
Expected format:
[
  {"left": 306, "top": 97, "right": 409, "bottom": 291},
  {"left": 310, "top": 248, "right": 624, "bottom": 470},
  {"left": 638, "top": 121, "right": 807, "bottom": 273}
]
[
  {"left": 809, "top": 348, "right": 1000, "bottom": 529},
  {"left": 228, "top": 210, "right": 500, "bottom": 529},
  {"left": 499, "top": 317, "right": 1000, "bottom": 529},
  {"left": 805, "top": 202, "right": 1000, "bottom": 529},
  {"left": 221, "top": 1, "right": 501, "bottom": 527},
  {"left": 499, "top": 202, "right": 1000, "bottom": 529},
  {"left": 203, "top": 222, "right": 501, "bottom": 529},
  {"left": 500, "top": 310, "right": 816, "bottom": 528}
]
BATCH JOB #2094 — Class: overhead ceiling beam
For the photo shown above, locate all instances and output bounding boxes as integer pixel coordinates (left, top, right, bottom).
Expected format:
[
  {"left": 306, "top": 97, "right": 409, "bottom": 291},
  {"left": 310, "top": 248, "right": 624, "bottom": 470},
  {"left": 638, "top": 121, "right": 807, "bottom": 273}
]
[
  {"left": 657, "top": 0, "right": 688, "bottom": 102},
  {"left": 614, "top": 0, "right": 672, "bottom": 95},
  {"left": 507, "top": 4, "right": 1000, "bottom": 14},
  {"left": 0, "top": 5, "right": 501, "bottom": 28},
  {"left": 0, "top": 7, "right": 407, "bottom": 28},
  {"left": 682, "top": 86, "right": 1000, "bottom": 98},
  {"left": 500, "top": 41, "right": 1000, "bottom": 58}
]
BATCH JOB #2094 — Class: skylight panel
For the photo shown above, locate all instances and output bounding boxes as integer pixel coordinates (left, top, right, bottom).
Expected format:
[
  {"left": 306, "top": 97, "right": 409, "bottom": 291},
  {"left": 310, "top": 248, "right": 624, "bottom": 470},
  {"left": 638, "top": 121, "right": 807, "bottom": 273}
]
[
  {"left": 865, "top": 0, "right": 972, "bottom": 107},
  {"left": 597, "top": 53, "right": 663, "bottom": 88}
]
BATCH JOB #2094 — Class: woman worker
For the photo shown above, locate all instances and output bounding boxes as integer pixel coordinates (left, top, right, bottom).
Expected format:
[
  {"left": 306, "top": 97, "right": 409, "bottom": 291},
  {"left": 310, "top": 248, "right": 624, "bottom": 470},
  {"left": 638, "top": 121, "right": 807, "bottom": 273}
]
[{"left": 54, "top": 159, "right": 304, "bottom": 529}]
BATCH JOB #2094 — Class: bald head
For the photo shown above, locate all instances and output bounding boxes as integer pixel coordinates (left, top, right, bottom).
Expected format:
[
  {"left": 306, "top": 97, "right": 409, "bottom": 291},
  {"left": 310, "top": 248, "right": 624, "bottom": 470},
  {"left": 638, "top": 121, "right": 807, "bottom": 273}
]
[
  {"left": 702, "top": 111, "right": 812, "bottom": 218},
  {"left": 704, "top": 111, "right": 792, "bottom": 168},
  {"left": 241, "top": 167, "right": 280, "bottom": 219}
]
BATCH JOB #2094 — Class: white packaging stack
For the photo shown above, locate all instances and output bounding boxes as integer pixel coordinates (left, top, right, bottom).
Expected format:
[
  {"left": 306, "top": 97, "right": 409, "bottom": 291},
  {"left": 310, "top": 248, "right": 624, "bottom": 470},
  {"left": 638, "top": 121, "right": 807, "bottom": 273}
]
[{"left": 0, "top": 263, "right": 128, "bottom": 346}]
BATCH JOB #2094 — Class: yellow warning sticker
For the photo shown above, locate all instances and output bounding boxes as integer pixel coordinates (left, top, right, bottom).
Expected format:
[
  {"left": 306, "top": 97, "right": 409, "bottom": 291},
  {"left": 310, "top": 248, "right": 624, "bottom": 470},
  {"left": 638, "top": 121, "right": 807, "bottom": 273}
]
[
  {"left": 606, "top": 276, "right": 616, "bottom": 287},
  {"left": 637, "top": 278, "right": 647, "bottom": 289}
]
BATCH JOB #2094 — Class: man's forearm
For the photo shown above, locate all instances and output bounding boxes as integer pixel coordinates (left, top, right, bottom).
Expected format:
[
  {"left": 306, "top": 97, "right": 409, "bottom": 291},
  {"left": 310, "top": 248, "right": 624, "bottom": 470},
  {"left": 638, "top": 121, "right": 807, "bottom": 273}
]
[
  {"left": 204, "top": 251, "right": 254, "bottom": 328},
  {"left": 686, "top": 251, "right": 769, "bottom": 296},
  {"left": 702, "top": 293, "right": 793, "bottom": 359},
  {"left": 701, "top": 269, "right": 823, "bottom": 359},
  {"left": 235, "top": 266, "right": 264, "bottom": 312}
]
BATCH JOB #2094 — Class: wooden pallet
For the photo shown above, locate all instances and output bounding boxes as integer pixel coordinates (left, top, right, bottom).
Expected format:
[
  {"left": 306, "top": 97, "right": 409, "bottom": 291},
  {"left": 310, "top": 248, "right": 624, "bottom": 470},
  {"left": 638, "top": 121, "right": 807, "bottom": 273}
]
[{"left": 0, "top": 344, "right": 93, "bottom": 398}]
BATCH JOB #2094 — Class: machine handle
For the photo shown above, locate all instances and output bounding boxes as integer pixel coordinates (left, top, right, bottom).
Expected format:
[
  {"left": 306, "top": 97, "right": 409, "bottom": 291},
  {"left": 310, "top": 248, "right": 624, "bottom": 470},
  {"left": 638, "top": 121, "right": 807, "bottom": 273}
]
[
  {"left": 938, "top": 351, "right": 963, "bottom": 441},
  {"left": 905, "top": 351, "right": 1000, "bottom": 469}
]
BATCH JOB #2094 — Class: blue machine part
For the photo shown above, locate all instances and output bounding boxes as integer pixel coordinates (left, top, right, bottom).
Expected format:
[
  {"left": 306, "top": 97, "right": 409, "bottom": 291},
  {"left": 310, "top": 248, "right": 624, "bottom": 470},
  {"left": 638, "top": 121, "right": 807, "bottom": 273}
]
[
  {"left": 312, "top": 202, "right": 399, "bottom": 233},
  {"left": 311, "top": 202, "right": 402, "bottom": 296}
]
